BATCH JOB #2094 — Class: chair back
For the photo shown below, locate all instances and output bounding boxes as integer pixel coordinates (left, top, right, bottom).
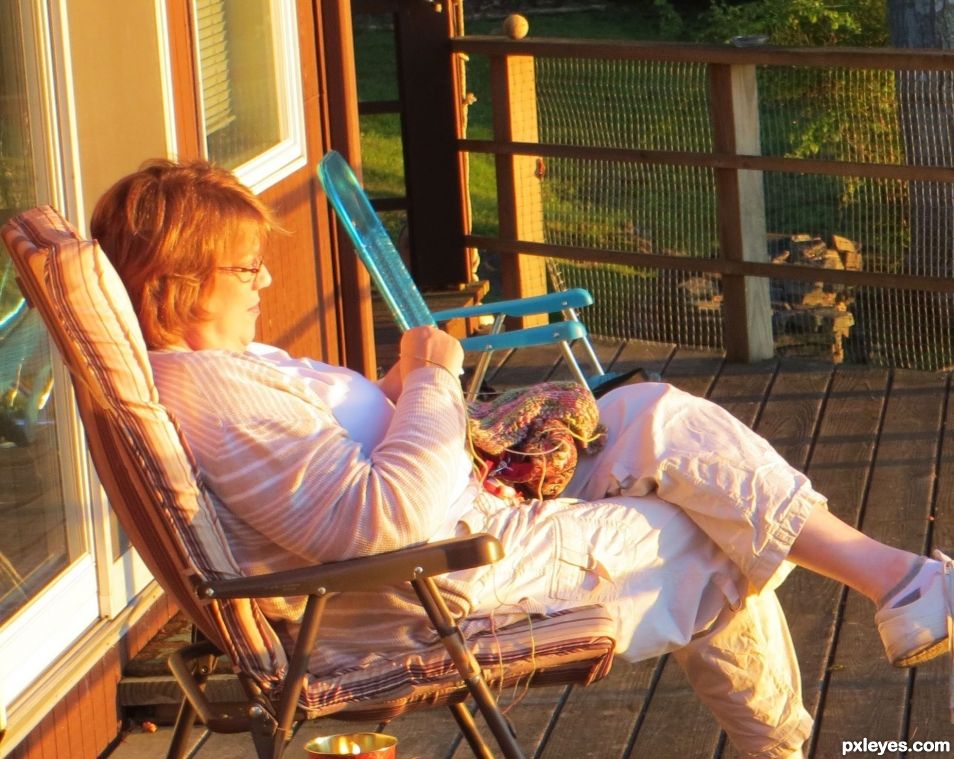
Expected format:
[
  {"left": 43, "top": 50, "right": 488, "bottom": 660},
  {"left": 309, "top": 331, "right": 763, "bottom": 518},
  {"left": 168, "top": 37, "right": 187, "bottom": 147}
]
[
  {"left": 1, "top": 206, "right": 289, "bottom": 689},
  {"left": 318, "top": 151, "right": 436, "bottom": 331}
]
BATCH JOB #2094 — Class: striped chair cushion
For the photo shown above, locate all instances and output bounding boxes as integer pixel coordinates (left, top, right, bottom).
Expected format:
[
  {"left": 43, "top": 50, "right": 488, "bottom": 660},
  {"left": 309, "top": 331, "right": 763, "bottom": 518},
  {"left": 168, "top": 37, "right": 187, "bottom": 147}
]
[
  {"left": 303, "top": 604, "right": 615, "bottom": 718},
  {"left": 1, "top": 206, "right": 287, "bottom": 685},
  {"left": 1, "top": 205, "right": 615, "bottom": 715}
]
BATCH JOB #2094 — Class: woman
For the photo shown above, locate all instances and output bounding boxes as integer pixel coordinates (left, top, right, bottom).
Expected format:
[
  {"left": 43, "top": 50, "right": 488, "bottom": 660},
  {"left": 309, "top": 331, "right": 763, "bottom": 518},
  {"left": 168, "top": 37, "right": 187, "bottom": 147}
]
[{"left": 91, "top": 159, "right": 950, "bottom": 758}]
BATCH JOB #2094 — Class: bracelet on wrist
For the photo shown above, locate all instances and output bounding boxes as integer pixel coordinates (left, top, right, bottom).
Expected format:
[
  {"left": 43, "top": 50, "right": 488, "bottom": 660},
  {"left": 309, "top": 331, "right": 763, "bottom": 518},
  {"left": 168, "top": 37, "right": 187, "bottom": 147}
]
[{"left": 403, "top": 354, "right": 464, "bottom": 376}]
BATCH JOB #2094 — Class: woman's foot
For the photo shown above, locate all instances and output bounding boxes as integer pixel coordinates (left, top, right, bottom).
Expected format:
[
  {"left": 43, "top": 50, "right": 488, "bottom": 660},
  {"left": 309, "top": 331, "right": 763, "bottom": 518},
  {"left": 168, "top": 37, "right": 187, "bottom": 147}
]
[{"left": 875, "top": 550, "right": 954, "bottom": 667}]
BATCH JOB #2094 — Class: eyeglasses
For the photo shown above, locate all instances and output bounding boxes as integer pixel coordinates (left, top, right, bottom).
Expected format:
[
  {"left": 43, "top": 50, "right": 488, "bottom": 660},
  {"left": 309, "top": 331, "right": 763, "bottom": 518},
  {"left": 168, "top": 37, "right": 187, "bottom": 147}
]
[{"left": 216, "top": 258, "right": 265, "bottom": 284}]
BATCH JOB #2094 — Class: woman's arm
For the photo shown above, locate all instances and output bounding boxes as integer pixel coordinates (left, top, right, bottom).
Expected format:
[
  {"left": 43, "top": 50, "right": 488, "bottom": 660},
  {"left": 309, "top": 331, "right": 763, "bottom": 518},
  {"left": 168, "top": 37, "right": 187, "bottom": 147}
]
[
  {"left": 153, "top": 329, "right": 470, "bottom": 564},
  {"left": 377, "top": 361, "right": 403, "bottom": 403}
]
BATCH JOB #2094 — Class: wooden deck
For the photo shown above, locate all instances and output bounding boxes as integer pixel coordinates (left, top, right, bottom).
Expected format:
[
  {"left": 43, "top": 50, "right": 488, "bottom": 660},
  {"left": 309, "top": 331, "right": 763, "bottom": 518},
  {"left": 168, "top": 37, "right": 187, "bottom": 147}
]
[
  {"left": 352, "top": 334, "right": 954, "bottom": 758},
  {"left": 111, "top": 333, "right": 954, "bottom": 758}
]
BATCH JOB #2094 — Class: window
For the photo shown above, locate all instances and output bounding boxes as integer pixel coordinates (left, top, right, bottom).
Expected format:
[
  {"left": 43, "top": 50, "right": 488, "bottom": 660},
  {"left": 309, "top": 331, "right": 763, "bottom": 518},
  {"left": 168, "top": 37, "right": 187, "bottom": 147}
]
[{"left": 193, "top": 0, "right": 306, "bottom": 193}]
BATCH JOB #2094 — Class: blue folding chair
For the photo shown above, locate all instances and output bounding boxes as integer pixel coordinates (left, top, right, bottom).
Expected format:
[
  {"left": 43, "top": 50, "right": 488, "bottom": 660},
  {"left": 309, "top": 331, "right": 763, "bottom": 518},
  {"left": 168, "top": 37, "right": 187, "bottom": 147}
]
[{"left": 318, "top": 150, "right": 615, "bottom": 399}]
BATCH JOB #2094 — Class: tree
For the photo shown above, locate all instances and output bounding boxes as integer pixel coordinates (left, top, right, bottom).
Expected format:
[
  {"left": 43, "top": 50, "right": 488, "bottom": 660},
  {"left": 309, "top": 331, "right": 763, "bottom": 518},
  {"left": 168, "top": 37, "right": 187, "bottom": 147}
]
[{"left": 694, "top": 0, "right": 886, "bottom": 47}]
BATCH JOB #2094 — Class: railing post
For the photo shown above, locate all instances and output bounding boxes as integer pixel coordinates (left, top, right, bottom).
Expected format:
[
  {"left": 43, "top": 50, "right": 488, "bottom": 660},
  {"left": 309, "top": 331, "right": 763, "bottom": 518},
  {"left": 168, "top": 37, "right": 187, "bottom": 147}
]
[
  {"left": 489, "top": 49, "right": 549, "bottom": 328},
  {"left": 709, "top": 63, "right": 774, "bottom": 361}
]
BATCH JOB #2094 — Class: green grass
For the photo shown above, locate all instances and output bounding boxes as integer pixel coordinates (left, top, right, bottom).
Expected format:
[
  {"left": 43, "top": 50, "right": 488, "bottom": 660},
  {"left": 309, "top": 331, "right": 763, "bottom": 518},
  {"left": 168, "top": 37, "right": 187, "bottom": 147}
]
[{"left": 352, "top": 6, "right": 682, "bottom": 237}]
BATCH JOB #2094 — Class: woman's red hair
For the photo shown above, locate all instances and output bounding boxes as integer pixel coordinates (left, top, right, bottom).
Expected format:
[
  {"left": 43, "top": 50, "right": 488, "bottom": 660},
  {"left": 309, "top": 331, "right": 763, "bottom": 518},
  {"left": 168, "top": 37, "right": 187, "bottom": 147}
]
[{"left": 90, "top": 158, "right": 278, "bottom": 349}]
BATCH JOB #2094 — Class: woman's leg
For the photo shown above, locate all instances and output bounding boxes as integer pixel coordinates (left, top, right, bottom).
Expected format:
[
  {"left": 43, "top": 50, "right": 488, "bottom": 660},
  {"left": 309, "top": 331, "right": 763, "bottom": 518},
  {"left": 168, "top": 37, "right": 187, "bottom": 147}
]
[
  {"left": 788, "top": 506, "right": 953, "bottom": 668},
  {"left": 673, "top": 590, "right": 812, "bottom": 759},
  {"left": 567, "top": 382, "right": 827, "bottom": 591},
  {"left": 787, "top": 505, "right": 921, "bottom": 603},
  {"left": 466, "top": 494, "right": 812, "bottom": 756},
  {"left": 568, "top": 382, "right": 950, "bottom": 666}
]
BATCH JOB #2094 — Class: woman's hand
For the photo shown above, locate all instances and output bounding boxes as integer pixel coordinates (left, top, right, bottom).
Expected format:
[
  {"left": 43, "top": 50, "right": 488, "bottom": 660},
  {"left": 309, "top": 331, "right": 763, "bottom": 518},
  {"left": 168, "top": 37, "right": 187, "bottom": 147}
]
[{"left": 399, "top": 326, "right": 464, "bottom": 381}]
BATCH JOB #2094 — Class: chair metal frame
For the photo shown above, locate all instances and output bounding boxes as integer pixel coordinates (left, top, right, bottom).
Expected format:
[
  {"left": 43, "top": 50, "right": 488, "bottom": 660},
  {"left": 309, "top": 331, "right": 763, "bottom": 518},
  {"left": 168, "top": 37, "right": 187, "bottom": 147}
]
[
  {"left": 318, "top": 150, "right": 610, "bottom": 400},
  {"left": 164, "top": 535, "right": 525, "bottom": 759}
]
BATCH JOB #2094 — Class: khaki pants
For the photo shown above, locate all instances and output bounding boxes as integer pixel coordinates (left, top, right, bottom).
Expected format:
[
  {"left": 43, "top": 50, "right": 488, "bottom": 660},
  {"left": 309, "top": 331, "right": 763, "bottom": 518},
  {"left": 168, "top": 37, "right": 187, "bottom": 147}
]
[{"left": 462, "top": 382, "right": 820, "bottom": 757}]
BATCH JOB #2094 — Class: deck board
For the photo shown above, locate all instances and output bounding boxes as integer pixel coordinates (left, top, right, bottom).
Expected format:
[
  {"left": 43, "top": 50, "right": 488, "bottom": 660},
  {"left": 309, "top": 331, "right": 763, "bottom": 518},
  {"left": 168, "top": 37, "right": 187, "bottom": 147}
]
[
  {"left": 812, "top": 369, "right": 948, "bottom": 754},
  {"left": 707, "top": 358, "right": 777, "bottom": 428},
  {"left": 908, "top": 373, "right": 954, "bottom": 744},
  {"left": 794, "top": 367, "right": 888, "bottom": 727},
  {"left": 536, "top": 659, "right": 661, "bottom": 759}
]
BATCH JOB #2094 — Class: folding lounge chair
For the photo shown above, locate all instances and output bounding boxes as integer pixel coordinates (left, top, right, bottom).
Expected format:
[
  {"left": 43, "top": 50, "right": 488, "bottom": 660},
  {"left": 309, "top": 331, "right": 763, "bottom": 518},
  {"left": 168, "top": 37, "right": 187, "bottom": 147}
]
[
  {"left": 1, "top": 206, "right": 617, "bottom": 759},
  {"left": 318, "top": 150, "right": 630, "bottom": 401}
]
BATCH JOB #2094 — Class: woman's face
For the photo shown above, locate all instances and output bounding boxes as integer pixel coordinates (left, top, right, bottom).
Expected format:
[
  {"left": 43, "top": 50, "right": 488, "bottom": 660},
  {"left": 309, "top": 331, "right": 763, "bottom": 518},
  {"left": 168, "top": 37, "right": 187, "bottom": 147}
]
[{"left": 184, "top": 222, "right": 272, "bottom": 351}]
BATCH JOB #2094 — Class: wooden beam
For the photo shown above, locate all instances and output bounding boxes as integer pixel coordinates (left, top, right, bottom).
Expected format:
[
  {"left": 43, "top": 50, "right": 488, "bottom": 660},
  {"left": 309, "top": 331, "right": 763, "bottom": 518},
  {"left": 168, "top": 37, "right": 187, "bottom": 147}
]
[
  {"left": 465, "top": 235, "right": 954, "bottom": 294},
  {"left": 458, "top": 139, "right": 954, "bottom": 184},
  {"left": 489, "top": 52, "right": 549, "bottom": 328},
  {"left": 319, "top": 0, "right": 376, "bottom": 376},
  {"left": 452, "top": 36, "right": 954, "bottom": 71},
  {"left": 394, "top": 0, "right": 471, "bottom": 287}
]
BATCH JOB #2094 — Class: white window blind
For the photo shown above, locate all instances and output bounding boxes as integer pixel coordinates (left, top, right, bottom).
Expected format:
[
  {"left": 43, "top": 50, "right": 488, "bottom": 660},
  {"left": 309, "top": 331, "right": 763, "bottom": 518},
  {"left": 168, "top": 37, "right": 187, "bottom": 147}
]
[{"left": 195, "top": 0, "right": 234, "bottom": 135}]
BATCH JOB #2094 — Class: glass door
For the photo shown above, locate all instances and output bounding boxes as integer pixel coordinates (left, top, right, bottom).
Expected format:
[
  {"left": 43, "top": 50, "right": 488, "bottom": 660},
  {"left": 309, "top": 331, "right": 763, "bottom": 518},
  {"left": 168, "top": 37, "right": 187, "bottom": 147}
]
[{"left": 0, "top": 0, "right": 98, "bottom": 705}]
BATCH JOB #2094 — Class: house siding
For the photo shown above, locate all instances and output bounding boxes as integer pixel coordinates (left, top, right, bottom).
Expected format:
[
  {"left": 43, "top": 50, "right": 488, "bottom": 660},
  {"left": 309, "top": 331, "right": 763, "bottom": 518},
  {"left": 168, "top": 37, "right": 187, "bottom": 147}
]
[{"left": 4, "top": 594, "right": 175, "bottom": 759}]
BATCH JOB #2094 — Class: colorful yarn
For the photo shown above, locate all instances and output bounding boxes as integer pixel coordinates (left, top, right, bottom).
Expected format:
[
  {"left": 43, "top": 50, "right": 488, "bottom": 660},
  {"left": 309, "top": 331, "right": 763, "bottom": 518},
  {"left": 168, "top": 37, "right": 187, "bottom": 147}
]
[{"left": 467, "top": 381, "right": 606, "bottom": 499}]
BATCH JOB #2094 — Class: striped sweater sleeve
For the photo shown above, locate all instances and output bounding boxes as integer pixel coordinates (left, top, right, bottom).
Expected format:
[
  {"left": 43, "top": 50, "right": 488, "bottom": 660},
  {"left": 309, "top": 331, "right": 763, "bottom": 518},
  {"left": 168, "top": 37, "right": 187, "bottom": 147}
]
[{"left": 150, "top": 352, "right": 470, "bottom": 563}]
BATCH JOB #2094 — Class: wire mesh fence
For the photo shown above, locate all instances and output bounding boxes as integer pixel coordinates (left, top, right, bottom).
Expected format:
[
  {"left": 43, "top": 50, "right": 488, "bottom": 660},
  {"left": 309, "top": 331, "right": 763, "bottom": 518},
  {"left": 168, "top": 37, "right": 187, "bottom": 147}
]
[
  {"left": 536, "top": 58, "right": 724, "bottom": 351},
  {"left": 490, "top": 52, "right": 954, "bottom": 369}
]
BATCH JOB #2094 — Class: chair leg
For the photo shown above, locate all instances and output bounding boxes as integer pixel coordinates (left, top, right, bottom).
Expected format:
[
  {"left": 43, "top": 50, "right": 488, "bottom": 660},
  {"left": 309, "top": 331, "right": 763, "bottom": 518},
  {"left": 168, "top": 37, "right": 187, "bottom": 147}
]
[
  {"left": 456, "top": 671, "right": 525, "bottom": 759},
  {"left": 255, "top": 592, "right": 328, "bottom": 759},
  {"left": 561, "top": 307, "right": 605, "bottom": 379},
  {"left": 559, "top": 341, "right": 590, "bottom": 388},
  {"left": 249, "top": 700, "right": 284, "bottom": 759},
  {"left": 412, "top": 577, "right": 527, "bottom": 759},
  {"left": 166, "top": 697, "right": 198, "bottom": 759},
  {"left": 166, "top": 641, "right": 220, "bottom": 759},
  {"left": 448, "top": 701, "right": 495, "bottom": 759},
  {"left": 466, "top": 349, "right": 497, "bottom": 402}
]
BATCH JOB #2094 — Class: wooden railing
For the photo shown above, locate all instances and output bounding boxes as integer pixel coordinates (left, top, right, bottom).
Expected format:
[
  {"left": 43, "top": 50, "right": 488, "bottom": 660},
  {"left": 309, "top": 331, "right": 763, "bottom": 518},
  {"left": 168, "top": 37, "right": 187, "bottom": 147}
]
[{"left": 449, "top": 36, "right": 954, "bottom": 362}]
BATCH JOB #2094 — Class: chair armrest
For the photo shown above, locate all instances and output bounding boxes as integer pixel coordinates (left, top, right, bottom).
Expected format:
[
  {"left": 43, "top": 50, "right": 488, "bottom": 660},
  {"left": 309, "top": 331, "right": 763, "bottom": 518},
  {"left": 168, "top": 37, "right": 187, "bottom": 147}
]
[
  {"left": 198, "top": 533, "right": 503, "bottom": 601},
  {"left": 431, "top": 287, "right": 592, "bottom": 322},
  {"left": 460, "top": 320, "right": 587, "bottom": 353}
]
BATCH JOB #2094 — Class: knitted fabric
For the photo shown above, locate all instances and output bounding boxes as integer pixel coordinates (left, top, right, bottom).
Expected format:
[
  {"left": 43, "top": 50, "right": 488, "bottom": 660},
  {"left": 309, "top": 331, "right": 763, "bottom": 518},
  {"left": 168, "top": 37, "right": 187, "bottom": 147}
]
[{"left": 467, "top": 381, "right": 606, "bottom": 498}]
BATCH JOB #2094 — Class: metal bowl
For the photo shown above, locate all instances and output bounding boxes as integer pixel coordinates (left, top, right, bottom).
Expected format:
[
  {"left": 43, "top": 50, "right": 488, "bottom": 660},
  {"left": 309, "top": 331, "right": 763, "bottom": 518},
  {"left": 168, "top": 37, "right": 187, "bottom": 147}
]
[{"left": 305, "top": 732, "right": 398, "bottom": 758}]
